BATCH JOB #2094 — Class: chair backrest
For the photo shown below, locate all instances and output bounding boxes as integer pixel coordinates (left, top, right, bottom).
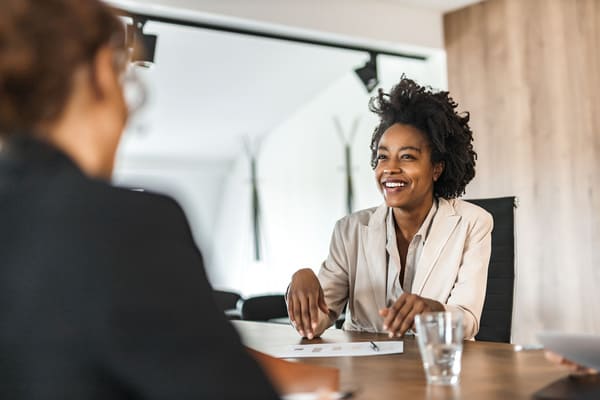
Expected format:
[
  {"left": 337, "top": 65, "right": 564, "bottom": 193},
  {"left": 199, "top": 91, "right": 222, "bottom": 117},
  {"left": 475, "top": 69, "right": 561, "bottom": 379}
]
[
  {"left": 241, "top": 294, "right": 288, "bottom": 322},
  {"left": 212, "top": 290, "right": 242, "bottom": 312},
  {"left": 466, "top": 196, "right": 516, "bottom": 343}
]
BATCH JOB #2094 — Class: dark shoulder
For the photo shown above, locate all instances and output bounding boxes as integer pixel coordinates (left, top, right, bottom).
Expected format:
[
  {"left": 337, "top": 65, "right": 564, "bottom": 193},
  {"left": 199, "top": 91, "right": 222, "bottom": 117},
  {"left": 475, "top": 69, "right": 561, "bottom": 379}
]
[
  {"left": 47, "top": 169, "right": 192, "bottom": 241},
  {"left": 91, "top": 179, "right": 185, "bottom": 223}
]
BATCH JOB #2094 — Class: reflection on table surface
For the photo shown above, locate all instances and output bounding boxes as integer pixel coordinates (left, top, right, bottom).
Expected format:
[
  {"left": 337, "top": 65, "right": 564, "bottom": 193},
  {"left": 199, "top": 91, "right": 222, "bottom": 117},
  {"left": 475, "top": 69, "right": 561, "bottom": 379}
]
[{"left": 233, "top": 320, "right": 567, "bottom": 400}]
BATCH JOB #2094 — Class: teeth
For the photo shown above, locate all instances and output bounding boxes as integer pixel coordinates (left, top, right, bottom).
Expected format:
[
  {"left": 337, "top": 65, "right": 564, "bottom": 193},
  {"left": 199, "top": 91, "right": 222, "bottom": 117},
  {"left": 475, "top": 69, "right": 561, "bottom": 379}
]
[{"left": 385, "top": 182, "right": 406, "bottom": 188}]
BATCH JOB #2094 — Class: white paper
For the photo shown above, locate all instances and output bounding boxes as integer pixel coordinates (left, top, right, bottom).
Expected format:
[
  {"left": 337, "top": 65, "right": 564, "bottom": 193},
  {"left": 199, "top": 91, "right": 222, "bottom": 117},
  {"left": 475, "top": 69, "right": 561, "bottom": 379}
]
[
  {"left": 281, "top": 392, "right": 353, "bottom": 400},
  {"left": 274, "top": 341, "right": 403, "bottom": 358},
  {"left": 538, "top": 332, "right": 600, "bottom": 371}
]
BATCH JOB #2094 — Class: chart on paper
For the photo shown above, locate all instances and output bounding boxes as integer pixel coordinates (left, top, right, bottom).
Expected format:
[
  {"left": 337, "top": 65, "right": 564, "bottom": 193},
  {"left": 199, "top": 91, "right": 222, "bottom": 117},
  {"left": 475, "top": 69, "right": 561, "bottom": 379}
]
[{"left": 274, "top": 341, "right": 403, "bottom": 358}]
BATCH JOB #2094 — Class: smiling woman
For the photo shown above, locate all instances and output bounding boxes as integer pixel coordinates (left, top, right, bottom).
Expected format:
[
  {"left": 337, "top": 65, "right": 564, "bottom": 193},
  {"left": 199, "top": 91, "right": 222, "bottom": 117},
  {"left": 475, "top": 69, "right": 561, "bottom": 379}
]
[{"left": 286, "top": 77, "right": 493, "bottom": 340}]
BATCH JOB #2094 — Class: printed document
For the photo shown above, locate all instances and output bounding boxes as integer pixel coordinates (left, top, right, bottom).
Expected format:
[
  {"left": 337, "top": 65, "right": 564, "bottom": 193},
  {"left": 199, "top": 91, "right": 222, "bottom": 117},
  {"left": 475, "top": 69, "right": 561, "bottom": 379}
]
[{"left": 274, "top": 341, "right": 403, "bottom": 358}]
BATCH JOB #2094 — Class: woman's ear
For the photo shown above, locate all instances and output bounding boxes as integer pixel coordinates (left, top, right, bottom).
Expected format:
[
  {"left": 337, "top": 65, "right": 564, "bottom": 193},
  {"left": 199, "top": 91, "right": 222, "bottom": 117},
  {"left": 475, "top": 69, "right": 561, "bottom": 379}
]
[
  {"left": 433, "top": 161, "right": 444, "bottom": 182},
  {"left": 89, "top": 45, "right": 119, "bottom": 100}
]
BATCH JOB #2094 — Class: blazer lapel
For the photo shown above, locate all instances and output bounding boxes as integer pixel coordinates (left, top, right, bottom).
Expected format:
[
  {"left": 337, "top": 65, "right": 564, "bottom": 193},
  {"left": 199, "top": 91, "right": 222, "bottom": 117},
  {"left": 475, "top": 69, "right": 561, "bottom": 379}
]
[
  {"left": 413, "top": 198, "right": 461, "bottom": 295},
  {"left": 360, "top": 204, "right": 388, "bottom": 312}
]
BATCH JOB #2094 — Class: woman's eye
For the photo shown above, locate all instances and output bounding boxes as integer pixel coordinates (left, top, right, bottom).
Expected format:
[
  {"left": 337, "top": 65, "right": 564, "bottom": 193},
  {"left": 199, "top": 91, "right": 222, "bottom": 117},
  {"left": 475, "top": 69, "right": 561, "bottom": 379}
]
[
  {"left": 377, "top": 154, "right": 387, "bottom": 160},
  {"left": 401, "top": 154, "right": 415, "bottom": 160}
]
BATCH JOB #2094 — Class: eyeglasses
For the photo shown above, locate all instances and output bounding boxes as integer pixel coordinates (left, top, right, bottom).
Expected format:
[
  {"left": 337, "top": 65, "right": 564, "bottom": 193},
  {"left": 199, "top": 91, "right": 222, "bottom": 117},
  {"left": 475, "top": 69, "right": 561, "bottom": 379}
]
[
  {"left": 121, "top": 64, "right": 147, "bottom": 116},
  {"left": 112, "top": 48, "right": 147, "bottom": 116}
]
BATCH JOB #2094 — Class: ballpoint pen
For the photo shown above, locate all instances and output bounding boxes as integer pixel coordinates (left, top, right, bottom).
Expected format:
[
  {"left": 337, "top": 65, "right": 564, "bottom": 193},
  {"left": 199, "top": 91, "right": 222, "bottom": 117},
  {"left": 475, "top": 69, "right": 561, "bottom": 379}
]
[{"left": 369, "top": 341, "right": 380, "bottom": 352}]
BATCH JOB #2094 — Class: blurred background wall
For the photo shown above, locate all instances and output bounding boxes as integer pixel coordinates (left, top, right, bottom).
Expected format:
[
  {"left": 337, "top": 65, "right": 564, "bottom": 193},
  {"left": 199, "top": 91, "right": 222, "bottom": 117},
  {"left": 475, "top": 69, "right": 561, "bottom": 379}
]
[{"left": 444, "top": 0, "right": 600, "bottom": 343}]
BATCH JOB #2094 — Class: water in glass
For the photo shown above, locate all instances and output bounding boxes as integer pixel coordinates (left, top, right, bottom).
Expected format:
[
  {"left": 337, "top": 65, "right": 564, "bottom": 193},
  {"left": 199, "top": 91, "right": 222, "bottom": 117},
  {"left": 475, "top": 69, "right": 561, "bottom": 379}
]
[{"left": 415, "top": 311, "right": 464, "bottom": 385}]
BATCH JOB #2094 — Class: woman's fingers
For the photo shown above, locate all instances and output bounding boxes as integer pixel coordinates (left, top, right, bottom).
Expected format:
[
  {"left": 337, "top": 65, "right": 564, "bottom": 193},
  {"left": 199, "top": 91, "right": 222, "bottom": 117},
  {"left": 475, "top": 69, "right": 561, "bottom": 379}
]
[
  {"left": 381, "top": 295, "right": 444, "bottom": 337},
  {"left": 290, "top": 294, "right": 312, "bottom": 337},
  {"left": 545, "top": 351, "right": 599, "bottom": 375},
  {"left": 383, "top": 311, "right": 398, "bottom": 332},
  {"left": 290, "top": 296, "right": 305, "bottom": 336},
  {"left": 299, "top": 294, "right": 312, "bottom": 338},
  {"left": 308, "top": 295, "right": 320, "bottom": 330},
  {"left": 387, "top": 299, "right": 414, "bottom": 337},
  {"left": 383, "top": 294, "right": 431, "bottom": 337},
  {"left": 287, "top": 269, "right": 328, "bottom": 339},
  {"left": 382, "top": 295, "right": 405, "bottom": 330},
  {"left": 399, "top": 301, "right": 425, "bottom": 335}
]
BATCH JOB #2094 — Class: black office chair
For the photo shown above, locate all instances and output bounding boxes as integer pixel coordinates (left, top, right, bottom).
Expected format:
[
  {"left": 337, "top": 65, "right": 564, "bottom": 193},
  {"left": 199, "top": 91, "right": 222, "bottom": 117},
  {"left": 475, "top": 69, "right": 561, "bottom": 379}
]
[
  {"left": 466, "top": 196, "right": 517, "bottom": 343},
  {"left": 213, "top": 289, "right": 242, "bottom": 320},
  {"left": 335, "top": 303, "right": 347, "bottom": 329},
  {"left": 240, "top": 294, "right": 288, "bottom": 322}
]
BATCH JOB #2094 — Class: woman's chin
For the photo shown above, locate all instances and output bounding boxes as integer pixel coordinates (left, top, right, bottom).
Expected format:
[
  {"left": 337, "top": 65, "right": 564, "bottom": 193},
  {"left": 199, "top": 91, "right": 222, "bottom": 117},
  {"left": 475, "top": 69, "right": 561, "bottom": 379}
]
[
  {"left": 383, "top": 193, "right": 408, "bottom": 207},
  {"left": 385, "top": 199, "right": 408, "bottom": 208}
]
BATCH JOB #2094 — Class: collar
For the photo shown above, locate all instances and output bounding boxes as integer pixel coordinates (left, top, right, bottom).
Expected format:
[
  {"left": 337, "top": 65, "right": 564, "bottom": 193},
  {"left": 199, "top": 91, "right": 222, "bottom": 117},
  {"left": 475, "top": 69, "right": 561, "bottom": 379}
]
[
  {"left": 385, "top": 198, "right": 439, "bottom": 246},
  {"left": 0, "top": 134, "right": 79, "bottom": 171}
]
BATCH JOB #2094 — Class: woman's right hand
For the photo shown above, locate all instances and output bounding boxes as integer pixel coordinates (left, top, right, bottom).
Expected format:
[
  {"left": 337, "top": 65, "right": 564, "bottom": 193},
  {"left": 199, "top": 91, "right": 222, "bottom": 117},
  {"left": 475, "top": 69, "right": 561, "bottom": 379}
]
[
  {"left": 287, "top": 268, "right": 329, "bottom": 339},
  {"left": 545, "top": 351, "right": 599, "bottom": 376}
]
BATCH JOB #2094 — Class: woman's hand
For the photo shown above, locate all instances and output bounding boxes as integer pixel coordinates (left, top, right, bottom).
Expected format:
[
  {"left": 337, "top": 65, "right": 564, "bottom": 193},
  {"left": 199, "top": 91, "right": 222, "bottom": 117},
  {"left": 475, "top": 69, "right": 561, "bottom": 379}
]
[
  {"left": 545, "top": 351, "right": 599, "bottom": 376},
  {"left": 287, "top": 268, "right": 329, "bottom": 339},
  {"left": 379, "top": 293, "right": 444, "bottom": 338}
]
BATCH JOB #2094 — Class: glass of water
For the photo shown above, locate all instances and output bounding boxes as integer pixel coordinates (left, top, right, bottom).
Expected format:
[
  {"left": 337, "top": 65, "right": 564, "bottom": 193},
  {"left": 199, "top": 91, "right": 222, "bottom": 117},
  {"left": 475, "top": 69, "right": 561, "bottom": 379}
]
[{"left": 414, "top": 311, "right": 463, "bottom": 385}]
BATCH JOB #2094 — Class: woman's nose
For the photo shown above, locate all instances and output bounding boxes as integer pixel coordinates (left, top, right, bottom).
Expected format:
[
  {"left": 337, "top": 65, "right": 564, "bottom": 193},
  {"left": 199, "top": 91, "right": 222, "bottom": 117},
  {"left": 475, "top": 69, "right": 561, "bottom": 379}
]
[{"left": 383, "top": 166, "right": 401, "bottom": 174}]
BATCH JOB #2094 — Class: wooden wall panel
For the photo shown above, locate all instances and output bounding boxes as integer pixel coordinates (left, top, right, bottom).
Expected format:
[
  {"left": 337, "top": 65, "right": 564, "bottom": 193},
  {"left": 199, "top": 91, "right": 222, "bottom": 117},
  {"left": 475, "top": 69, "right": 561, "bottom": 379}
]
[{"left": 444, "top": 0, "right": 600, "bottom": 344}]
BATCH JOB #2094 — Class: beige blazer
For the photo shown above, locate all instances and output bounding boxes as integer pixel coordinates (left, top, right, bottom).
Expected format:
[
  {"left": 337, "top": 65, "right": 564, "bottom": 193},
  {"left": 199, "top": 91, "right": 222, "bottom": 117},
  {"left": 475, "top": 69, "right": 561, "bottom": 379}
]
[{"left": 318, "top": 198, "right": 493, "bottom": 339}]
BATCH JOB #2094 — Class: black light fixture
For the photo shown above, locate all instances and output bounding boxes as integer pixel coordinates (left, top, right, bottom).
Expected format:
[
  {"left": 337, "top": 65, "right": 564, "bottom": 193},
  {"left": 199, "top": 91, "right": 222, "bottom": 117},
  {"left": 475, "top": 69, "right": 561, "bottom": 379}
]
[
  {"left": 126, "top": 18, "right": 157, "bottom": 67},
  {"left": 354, "top": 52, "right": 379, "bottom": 93},
  {"left": 113, "top": 8, "right": 428, "bottom": 68}
]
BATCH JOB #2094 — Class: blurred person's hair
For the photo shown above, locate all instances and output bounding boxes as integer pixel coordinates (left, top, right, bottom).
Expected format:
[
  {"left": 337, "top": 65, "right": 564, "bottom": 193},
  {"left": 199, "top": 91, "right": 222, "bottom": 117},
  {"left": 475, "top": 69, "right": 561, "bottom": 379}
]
[
  {"left": 368, "top": 76, "right": 477, "bottom": 199},
  {"left": 0, "top": 0, "right": 126, "bottom": 137}
]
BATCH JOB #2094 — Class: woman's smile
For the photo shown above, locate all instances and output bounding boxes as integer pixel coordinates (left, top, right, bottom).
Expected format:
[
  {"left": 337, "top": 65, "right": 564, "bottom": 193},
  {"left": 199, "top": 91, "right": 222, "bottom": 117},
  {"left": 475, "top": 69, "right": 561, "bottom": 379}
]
[{"left": 381, "top": 178, "right": 409, "bottom": 194}]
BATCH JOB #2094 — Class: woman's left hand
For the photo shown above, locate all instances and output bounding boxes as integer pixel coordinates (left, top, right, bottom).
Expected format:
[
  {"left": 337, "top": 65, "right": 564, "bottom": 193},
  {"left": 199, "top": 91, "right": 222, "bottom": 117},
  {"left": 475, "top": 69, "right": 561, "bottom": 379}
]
[
  {"left": 545, "top": 351, "right": 599, "bottom": 376},
  {"left": 379, "top": 293, "right": 445, "bottom": 338}
]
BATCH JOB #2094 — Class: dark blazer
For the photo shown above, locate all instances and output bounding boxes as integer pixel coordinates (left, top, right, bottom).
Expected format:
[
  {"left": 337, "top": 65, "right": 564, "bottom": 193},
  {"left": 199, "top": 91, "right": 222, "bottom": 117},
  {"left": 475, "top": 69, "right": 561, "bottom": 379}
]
[{"left": 0, "top": 136, "right": 279, "bottom": 399}]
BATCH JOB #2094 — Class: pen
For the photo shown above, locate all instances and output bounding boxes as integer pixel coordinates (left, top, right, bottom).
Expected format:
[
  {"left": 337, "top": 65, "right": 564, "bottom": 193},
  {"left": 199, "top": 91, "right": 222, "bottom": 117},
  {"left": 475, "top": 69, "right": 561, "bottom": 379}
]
[{"left": 369, "top": 341, "right": 379, "bottom": 352}]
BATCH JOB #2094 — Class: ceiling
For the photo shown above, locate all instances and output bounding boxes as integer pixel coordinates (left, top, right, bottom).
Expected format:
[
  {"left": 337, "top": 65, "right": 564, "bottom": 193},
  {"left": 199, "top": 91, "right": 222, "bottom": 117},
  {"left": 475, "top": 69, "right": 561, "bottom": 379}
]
[
  {"left": 383, "top": 0, "right": 482, "bottom": 12},
  {"left": 112, "top": 0, "right": 483, "bottom": 13}
]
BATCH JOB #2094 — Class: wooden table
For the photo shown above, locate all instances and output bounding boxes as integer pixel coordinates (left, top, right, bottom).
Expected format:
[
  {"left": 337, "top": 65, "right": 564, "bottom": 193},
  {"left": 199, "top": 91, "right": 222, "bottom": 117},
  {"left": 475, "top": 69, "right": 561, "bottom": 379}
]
[{"left": 233, "top": 320, "right": 567, "bottom": 399}]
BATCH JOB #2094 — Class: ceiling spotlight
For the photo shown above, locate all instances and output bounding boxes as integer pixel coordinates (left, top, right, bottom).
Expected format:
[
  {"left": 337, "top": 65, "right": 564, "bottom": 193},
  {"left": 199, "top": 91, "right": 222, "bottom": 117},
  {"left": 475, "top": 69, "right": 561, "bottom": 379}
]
[
  {"left": 126, "top": 18, "right": 157, "bottom": 68},
  {"left": 354, "top": 52, "right": 379, "bottom": 93}
]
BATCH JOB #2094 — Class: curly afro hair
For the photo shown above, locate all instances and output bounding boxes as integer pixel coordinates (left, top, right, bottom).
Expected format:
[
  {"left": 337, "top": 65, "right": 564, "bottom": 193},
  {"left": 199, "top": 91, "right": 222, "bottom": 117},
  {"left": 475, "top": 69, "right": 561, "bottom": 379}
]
[{"left": 368, "top": 77, "right": 476, "bottom": 199}]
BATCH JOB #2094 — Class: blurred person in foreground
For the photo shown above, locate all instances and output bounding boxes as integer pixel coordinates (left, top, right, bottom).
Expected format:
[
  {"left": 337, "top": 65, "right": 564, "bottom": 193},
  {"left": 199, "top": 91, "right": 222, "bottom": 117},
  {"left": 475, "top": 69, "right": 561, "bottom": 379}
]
[
  {"left": 0, "top": 0, "right": 280, "bottom": 398},
  {"left": 287, "top": 78, "right": 492, "bottom": 340}
]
